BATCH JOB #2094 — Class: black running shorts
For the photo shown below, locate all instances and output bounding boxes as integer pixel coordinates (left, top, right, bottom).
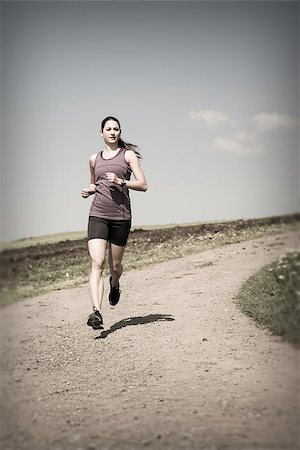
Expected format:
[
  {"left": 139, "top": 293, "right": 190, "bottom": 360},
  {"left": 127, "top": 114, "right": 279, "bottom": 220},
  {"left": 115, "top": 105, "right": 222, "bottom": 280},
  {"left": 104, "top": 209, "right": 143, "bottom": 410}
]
[{"left": 88, "top": 216, "right": 131, "bottom": 246}]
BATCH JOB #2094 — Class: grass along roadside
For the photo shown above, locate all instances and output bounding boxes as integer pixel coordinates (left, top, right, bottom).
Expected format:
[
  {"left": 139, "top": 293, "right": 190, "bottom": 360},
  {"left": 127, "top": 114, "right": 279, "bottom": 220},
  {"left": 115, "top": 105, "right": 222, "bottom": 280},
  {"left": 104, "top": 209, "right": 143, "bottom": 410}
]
[
  {"left": 236, "top": 251, "right": 300, "bottom": 346},
  {"left": 0, "top": 221, "right": 235, "bottom": 251},
  {"left": 1, "top": 215, "right": 299, "bottom": 306}
]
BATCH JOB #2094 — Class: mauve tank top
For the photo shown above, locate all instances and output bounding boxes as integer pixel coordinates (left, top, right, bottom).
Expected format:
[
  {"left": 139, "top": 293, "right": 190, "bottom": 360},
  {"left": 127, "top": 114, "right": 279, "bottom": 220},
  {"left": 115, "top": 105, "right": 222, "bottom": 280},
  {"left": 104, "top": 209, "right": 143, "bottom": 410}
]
[{"left": 89, "top": 148, "right": 132, "bottom": 220}]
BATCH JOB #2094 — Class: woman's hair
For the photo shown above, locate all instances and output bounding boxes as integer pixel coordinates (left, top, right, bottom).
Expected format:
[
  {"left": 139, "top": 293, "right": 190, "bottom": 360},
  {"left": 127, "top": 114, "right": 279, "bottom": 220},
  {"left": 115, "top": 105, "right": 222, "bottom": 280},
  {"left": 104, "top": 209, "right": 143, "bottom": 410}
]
[{"left": 101, "top": 116, "right": 142, "bottom": 159}]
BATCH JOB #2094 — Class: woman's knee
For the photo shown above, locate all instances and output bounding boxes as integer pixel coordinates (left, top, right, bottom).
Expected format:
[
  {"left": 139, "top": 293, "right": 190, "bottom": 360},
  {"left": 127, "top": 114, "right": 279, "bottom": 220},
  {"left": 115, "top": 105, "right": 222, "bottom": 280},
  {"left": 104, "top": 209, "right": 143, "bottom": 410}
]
[
  {"left": 111, "top": 260, "right": 123, "bottom": 274},
  {"left": 91, "top": 258, "right": 105, "bottom": 272}
]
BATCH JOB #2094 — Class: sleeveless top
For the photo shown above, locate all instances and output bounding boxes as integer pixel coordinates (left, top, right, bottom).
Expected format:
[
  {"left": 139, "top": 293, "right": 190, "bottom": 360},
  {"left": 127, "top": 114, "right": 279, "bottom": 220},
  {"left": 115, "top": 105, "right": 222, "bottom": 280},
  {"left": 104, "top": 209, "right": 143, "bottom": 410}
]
[{"left": 89, "top": 148, "right": 132, "bottom": 220}]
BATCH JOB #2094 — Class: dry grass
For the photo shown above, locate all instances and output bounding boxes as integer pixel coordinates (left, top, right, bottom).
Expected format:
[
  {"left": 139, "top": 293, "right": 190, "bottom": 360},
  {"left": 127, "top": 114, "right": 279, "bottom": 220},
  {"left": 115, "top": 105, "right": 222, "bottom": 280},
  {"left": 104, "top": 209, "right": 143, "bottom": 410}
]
[{"left": 1, "top": 214, "right": 299, "bottom": 306}]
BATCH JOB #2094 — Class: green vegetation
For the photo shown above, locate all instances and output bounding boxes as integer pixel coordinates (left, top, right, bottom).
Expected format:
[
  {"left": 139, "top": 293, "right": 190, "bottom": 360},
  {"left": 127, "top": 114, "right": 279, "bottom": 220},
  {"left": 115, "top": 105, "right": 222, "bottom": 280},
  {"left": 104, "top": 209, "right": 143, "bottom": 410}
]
[
  {"left": 0, "top": 214, "right": 299, "bottom": 307},
  {"left": 236, "top": 251, "right": 300, "bottom": 346}
]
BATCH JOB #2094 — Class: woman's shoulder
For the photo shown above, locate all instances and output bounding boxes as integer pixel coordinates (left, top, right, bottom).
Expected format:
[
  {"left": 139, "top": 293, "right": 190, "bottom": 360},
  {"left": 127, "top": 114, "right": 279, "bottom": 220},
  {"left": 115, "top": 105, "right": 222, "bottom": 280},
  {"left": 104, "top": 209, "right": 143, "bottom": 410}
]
[
  {"left": 124, "top": 149, "right": 139, "bottom": 163},
  {"left": 89, "top": 152, "right": 99, "bottom": 166},
  {"left": 90, "top": 152, "right": 98, "bottom": 160}
]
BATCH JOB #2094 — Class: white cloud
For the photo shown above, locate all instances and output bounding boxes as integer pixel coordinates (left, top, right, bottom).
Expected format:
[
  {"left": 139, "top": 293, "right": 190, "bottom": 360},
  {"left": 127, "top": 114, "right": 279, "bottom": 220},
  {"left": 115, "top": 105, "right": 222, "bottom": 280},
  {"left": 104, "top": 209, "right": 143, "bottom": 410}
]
[
  {"left": 212, "top": 137, "right": 260, "bottom": 155},
  {"left": 187, "top": 109, "right": 238, "bottom": 128},
  {"left": 233, "top": 131, "right": 257, "bottom": 142},
  {"left": 188, "top": 109, "right": 298, "bottom": 155},
  {"left": 251, "top": 112, "right": 299, "bottom": 132}
]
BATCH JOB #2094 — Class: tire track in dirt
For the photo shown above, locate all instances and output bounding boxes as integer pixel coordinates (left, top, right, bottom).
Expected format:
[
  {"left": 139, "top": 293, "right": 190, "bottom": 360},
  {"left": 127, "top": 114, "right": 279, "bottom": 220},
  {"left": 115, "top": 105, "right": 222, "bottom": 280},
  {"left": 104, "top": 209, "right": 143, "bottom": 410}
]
[{"left": 1, "top": 231, "right": 299, "bottom": 450}]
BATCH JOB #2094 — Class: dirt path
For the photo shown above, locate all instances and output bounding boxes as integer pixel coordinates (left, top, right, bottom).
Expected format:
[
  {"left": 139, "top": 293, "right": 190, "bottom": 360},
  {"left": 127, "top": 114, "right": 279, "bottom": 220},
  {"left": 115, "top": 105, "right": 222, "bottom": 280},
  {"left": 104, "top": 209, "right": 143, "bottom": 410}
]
[{"left": 1, "top": 231, "right": 299, "bottom": 450}]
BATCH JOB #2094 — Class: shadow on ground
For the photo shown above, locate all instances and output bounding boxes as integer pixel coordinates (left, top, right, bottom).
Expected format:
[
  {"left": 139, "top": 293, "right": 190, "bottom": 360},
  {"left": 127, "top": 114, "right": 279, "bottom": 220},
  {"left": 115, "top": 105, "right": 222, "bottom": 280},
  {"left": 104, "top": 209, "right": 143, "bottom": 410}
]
[{"left": 96, "top": 313, "right": 175, "bottom": 339}]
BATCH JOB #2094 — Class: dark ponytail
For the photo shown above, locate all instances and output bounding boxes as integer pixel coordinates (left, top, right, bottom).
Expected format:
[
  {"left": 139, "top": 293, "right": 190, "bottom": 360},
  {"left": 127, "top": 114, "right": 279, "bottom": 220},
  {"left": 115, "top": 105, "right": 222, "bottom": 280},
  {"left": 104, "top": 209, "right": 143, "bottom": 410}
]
[{"left": 101, "top": 116, "right": 142, "bottom": 159}]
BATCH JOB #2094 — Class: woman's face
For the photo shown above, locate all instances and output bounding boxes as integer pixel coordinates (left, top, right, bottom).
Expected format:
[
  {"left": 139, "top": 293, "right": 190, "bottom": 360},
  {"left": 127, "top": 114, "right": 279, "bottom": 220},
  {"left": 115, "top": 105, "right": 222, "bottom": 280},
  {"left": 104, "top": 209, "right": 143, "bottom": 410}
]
[{"left": 101, "top": 120, "right": 121, "bottom": 147}]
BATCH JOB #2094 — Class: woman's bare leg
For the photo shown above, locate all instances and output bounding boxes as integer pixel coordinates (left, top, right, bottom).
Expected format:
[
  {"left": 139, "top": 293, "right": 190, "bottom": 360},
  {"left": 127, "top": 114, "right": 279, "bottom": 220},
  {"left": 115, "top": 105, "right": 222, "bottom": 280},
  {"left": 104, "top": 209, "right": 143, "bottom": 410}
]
[
  {"left": 108, "top": 243, "right": 126, "bottom": 287},
  {"left": 88, "top": 238, "right": 107, "bottom": 312}
]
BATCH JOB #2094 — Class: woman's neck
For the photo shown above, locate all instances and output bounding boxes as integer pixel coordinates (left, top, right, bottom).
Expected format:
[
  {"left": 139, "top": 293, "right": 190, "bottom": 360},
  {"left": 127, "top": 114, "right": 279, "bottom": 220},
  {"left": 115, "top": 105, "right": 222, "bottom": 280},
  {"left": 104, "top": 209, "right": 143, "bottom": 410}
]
[{"left": 105, "top": 144, "right": 119, "bottom": 152}]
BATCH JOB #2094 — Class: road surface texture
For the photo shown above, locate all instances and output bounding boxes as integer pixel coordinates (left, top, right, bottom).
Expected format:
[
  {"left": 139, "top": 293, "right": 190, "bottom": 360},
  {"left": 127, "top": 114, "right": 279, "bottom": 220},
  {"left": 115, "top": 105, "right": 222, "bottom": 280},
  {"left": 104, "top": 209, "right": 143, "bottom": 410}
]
[{"left": 1, "top": 231, "right": 299, "bottom": 450}]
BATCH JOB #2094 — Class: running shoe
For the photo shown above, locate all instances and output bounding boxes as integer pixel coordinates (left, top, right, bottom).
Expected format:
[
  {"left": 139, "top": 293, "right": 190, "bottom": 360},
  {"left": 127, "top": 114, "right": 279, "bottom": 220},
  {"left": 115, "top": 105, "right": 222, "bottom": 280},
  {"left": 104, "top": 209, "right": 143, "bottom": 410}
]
[
  {"left": 87, "top": 308, "right": 103, "bottom": 330},
  {"left": 108, "top": 276, "right": 121, "bottom": 306}
]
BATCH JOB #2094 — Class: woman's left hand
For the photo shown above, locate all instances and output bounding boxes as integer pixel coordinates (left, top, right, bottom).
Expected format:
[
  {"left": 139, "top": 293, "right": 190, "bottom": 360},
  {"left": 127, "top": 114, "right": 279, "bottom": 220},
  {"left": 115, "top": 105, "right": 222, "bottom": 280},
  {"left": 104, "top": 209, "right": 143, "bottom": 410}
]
[{"left": 106, "top": 172, "right": 121, "bottom": 185}]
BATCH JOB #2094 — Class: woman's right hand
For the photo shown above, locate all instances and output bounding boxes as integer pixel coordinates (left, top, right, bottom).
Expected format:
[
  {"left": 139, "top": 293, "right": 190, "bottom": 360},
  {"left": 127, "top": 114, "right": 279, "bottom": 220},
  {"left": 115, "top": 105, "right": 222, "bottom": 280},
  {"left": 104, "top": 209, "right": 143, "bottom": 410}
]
[
  {"left": 81, "top": 185, "right": 95, "bottom": 198},
  {"left": 81, "top": 188, "right": 90, "bottom": 198}
]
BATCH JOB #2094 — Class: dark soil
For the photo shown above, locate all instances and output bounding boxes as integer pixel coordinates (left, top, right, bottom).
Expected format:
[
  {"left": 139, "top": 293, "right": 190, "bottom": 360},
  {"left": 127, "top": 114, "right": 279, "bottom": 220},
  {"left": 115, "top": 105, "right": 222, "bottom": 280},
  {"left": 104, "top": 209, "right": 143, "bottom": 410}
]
[
  {"left": 1, "top": 213, "right": 299, "bottom": 301},
  {"left": 1, "top": 213, "right": 299, "bottom": 270}
]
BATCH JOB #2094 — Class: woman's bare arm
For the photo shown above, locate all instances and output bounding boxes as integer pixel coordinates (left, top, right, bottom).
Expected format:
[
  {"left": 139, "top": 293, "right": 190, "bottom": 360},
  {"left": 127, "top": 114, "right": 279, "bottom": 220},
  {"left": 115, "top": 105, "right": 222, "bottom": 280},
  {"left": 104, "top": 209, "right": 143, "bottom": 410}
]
[{"left": 81, "top": 154, "right": 97, "bottom": 198}]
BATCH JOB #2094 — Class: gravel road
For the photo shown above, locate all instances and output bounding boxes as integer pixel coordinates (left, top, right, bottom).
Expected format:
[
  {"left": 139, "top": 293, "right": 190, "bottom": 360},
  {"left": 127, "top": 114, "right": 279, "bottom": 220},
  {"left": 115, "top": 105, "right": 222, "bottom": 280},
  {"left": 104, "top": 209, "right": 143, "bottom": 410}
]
[{"left": 1, "top": 231, "right": 299, "bottom": 450}]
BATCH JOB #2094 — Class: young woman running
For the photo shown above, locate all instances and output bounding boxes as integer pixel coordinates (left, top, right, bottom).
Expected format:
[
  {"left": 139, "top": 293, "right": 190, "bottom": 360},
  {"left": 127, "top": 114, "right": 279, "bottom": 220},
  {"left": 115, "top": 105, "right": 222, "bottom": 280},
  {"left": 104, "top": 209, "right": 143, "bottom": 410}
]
[{"left": 81, "top": 116, "right": 148, "bottom": 330}]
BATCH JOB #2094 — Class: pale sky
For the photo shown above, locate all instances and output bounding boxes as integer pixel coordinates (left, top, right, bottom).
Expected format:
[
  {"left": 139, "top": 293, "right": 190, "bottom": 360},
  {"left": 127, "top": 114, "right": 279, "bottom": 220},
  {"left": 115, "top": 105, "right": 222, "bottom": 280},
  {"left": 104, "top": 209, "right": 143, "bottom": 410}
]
[{"left": 1, "top": 0, "right": 299, "bottom": 242}]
